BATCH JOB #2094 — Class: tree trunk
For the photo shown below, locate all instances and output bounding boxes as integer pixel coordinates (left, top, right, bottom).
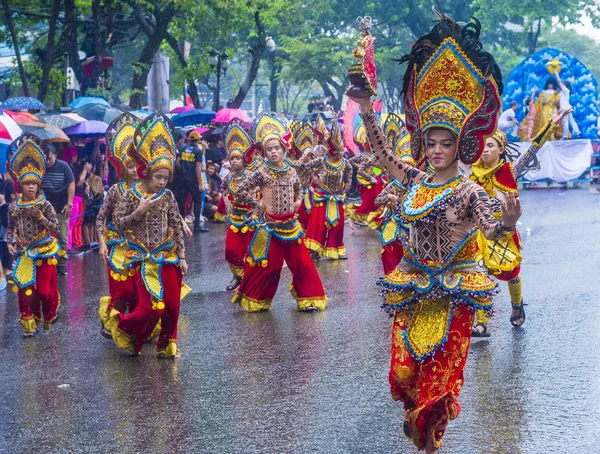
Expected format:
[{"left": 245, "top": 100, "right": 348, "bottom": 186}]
[
  {"left": 64, "top": 0, "right": 89, "bottom": 94},
  {"left": 320, "top": 79, "right": 345, "bottom": 112},
  {"left": 268, "top": 52, "right": 281, "bottom": 112},
  {"left": 230, "top": 11, "right": 266, "bottom": 109},
  {"left": 38, "top": 0, "right": 62, "bottom": 102},
  {"left": 164, "top": 33, "right": 200, "bottom": 108},
  {"left": 528, "top": 18, "right": 543, "bottom": 56},
  {"left": 1, "top": 0, "right": 30, "bottom": 97},
  {"left": 129, "top": 2, "right": 178, "bottom": 109}
]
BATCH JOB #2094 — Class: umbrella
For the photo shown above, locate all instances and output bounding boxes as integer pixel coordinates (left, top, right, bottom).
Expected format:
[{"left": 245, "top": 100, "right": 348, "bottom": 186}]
[
  {"left": 63, "top": 120, "right": 109, "bottom": 136},
  {"left": 1, "top": 110, "right": 38, "bottom": 124},
  {"left": 74, "top": 104, "right": 123, "bottom": 123},
  {"left": 82, "top": 56, "right": 114, "bottom": 78},
  {"left": 68, "top": 96, "right": 111, "bottom": 109},
  {"left": 193, "top": 127, "right": 210, "bottom": 136},
  {"left": 20, "top": 121, "right": 70, "bottom": 142},
  {"left": 0, "top": 138, "right": 10, "bottom": 172},
  {"left": 211, "top": 108, "right": 251, "bottom": 124},
  {"left": 130, "top": 110, "right": 150, "bottom": 119},
  {"left": 0, "top": 111, "right": 22, "bottom": 140},
  {"left": 1, "top": 97, "right": 46, "bottom": 111},
  {"left": 171, "top": 105, "right": 195, "bottom": 114},
  {"left": 171, "top": 109, "right": 215, "bottom": 127},
  {"left": 38, "top": 112, "right": 87, "bottom": 129}
]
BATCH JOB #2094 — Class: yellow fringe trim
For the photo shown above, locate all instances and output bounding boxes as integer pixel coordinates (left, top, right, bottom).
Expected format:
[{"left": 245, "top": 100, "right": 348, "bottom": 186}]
[
  {"left": 229, "top": 264, "right": 245, "bottom": 278},
  {"left": 20, "top": 315, "right": 39, "bottom": 334},
  {"left": 231, "top": 290, "right": 272, "bottom": 312},
  {"left": 98, "top": 296, "right": 111, "bottom": 328},
  {"left": 289, "top": 282, "right": 328, "bottom": 311},
  {"left": 214, "top": 212, "right": 226, "bottom": 223},
  {"left": 157, "top": 340, "right": 180, "bottom": 358},
  {"left": 107, "top": 309, "right": 137, "bottom": 353},
  {"left": 304, "top": 238, "right": 346, "bottom": 259}
]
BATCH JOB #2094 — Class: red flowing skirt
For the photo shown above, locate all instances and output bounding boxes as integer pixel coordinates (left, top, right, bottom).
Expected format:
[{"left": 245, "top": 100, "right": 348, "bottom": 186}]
[{"left": 304, "top": 201, "right": 346, "bottom": 259}]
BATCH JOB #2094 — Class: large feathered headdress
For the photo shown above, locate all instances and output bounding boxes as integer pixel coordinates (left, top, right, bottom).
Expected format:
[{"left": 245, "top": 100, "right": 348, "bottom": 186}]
[
  {"left": 398, "top": 15, "right": 503, "bottom": 165},
  {"left": 328, "top": 120, "right": 344, "bottom": 156},
  {"left": 252, "top": 112, "right": 292, "bottom": 151},
  {"left": 393, "top": 132, "right": 416, "bottom": 166},
  {"left": 313, "top": 114, "right": 327, "bottom": 142},
  {"left": 382, "top": 114, "right": 405, "bottom": 149},
  {"left": 354, "top": 124, "right": 370, "bottom": 153},
  {"left": 225, "top": 122, "right": 254, "bottom": 164},
  {"left": 106, "top": 112, "right": 139, "bottom": 179},
  {"left": 291, "top": 122, "right": 316, "bottom": 160},
  {"left": 130, "top": 113, "right": 176, "bottom": 181},
  {"left": 7, "top": 133, "right": 46, "bottom": 191}
]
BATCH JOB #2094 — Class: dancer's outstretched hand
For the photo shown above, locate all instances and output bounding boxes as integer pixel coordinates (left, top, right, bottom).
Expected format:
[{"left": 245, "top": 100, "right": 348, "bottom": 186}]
[
  {"left": 500, "top": 192, "right": 522, "bottom": 229},
  {"left": 99, "top": 242, "right": 109, "bottom": 265},
  {"left": 551, "top": 108, "right": 573, "bottom": 125},
  {"left": 178, "top": 258, "right": 189, "bottom": 275}
]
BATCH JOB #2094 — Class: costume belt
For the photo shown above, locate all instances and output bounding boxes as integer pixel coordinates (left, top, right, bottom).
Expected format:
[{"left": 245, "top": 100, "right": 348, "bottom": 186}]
[
  {"left": 124, "top": 233, "right": 179, "bottom": 301},
  {"left": 13, "top": 232, "right": 61, "bottom": 288},
  {"left": 380, "top": 210, "right": 409, "bottom": 246},
  {"left": 247, "top": 214, "right": 303, "bottom": 267},
  {"left": 228, "top": 204, "right": 254, "bottom": 231},
  {"left": 312, "top": 186, "right": 345, "bottom": 227},
  {"left": 356, "top": 174, "right": 374, "bottom": 188}
]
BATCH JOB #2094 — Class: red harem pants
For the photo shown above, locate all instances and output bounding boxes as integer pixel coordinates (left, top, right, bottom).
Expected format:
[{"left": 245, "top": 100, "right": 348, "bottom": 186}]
[
  {"left": 304, "top": 200, "right": 346, "bottom": 259},
  {"left": 389, "top": 304, "right": 474, "bottom": 451},
  {"left": 350, "top": 178, "right": 384, "bottom": 219},
  {"left": 232, "top": 229, "right": 327, "bottom": 312},
  {"left": 225, "top": 226, "right": 253, "bottom": 278},
  {"left": 381, "top": 240, "right": 404, "bottom": 275},
  {"left": 115, "top": 263, "right": 182, "bottom": 354},
  {"left": 18, "top": 259, "right": 59, "bottom": 332},
  {"left": 214, "top": 197, "right": 226, "bottom": 222}
]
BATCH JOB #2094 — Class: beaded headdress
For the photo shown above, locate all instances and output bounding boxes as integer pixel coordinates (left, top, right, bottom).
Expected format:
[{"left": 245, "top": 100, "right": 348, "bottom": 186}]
[
  {"left": 225, "top": 123, "right": 253, "bottom": 163},
  {"left": 252, "top": 112, "right": 292, "bottom": 150},
  {"left": 130, "top": 113, "right": 176, "bottom": 180},
  {"left": 7, "top": 133, "right": 46, "bottom": 189},
  {"left": 328, "top": 120, "right": 344, "bottom": 156},
  {"left": 291, "top": 122, "right": 316, "bottom": 160},
  {"left": 313, "top": 114, "right": 327, "bottom": 141},
  {"left": 393, "top": 132, "right": 416, "bottom": 166},
  {"left": 106, "top": 112, "right": 138, "bottom": 179},
  {"left": 383, "top": 113, "right": 405, "bottom": 149},
  {"left": 491, "top": 129, "right": 507, "bottom": 150},
  {"left": 399, "top": 16, "right": 503, "bottom": 165},
  {"left": 353, "top": 124, "right": 370, "bottom": 153}
]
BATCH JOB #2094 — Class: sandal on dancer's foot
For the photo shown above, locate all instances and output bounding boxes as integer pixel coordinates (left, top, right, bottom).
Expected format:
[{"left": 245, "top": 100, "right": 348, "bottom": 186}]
[
  {"left": 23, "top": 328, "right": 38, "bottom": 338},
  {"left": 402, "top": 420, "right": 411, "bottom": 440},
  {"left": 510, "top": 302, "right": 526, "bottom": 327},
  {"left": 225, "top": 277, "right": 242, "bottom": 291},
  {"left": 471, "top": 323, "right": 491, "bottom": 338},
  {"left": 101, "top": 325, "right": 112, "bottom": 339}
]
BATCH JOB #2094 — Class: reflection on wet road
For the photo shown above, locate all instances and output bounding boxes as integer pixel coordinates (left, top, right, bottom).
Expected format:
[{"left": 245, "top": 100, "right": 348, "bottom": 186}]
[{"left": 1, "top": 188, "right": 600, "bottom": 453}]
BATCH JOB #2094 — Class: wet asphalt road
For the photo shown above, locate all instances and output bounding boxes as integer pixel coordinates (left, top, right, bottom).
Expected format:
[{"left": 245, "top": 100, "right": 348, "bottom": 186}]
[{"left": 1, "top": 188, "right": 600, "bottom": 454}]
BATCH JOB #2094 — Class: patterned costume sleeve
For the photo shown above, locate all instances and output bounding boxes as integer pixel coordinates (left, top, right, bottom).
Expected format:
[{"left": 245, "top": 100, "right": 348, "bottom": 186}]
[
  {"left": 293, "top": 170, "right": 302, "bottom": 202},
  {"left": 41, "top": 201, "right": 59, "bottom": 235},
  {"left": 342, "top": 159, "right": 352, "bottom": 191},
  {"left": 166, "top": 190, "right": 185, "bottom": 253},
  {"left": 96, "top": 184, "right": 119, "bottom": 239},
  {"left": 297, "top": 157, "right": 323, "bottom": 180},
  {"left": 468, "top": 184, "right": 514, "bottom": 241},
  {"left": 219, "top": 173, "right": 230, "bottom": 195},
  {"left": 7, "top": 203, "right": 15, "bottom": 244},
  {"left": 357, "top": 153, "right": 377, "bottom": 181},
  {"left": 361, "top": 111, "right": 425, "bottom": 188},
  {"left": 348, "top": 155, "right": 361, "bottom": 166},
  {"left": 512, "top": 120, "right": 557, "bottom": 178},
  {"left": 375, "top": 182, "right": 398, "bottom": 206},
  {"left": 113, "top": 192, "right": 138, "bottom": 232},
  {"left": 235, "top": 169, "right": 264, "bottom": 207}
]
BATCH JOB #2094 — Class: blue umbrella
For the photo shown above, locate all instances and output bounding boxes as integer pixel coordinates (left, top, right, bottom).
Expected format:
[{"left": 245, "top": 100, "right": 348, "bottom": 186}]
[
  {"left": 1, "top": 97, "right": 46, "bottom": 111},
  {"left": 69, "top": 96, "right": 111, "bottom": 109},
  {"left": 171, "top": 109, "right": 215, "bottom": 127}
]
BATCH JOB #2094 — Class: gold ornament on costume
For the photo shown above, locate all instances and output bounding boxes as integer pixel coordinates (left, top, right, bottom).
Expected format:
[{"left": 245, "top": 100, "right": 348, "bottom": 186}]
[
  {"left": 131, "top": 113, "right": 176, "bottom": 180},
  {"left": 225, "top": 123, "right": 253, "bottom": 162},
  {"left": 7, "top": 133, "right": 46, "bottom": 186},
  {"left": 491, "top": 129, "right": 507, "bottom": 150},
  {"left": 251, "top": 112, "right": 292, "bottom": 150},
  {"left": 346, "top": 16, "right": 378, "bottom": 98},
  {"left": 106, "top": 112, "right": 139, "bottom": 179}
]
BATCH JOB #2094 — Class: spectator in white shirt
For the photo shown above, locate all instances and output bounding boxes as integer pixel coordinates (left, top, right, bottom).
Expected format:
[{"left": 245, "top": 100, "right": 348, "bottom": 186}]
[{"left": 556, "top": 72, "right": 581, "bottom": 139}]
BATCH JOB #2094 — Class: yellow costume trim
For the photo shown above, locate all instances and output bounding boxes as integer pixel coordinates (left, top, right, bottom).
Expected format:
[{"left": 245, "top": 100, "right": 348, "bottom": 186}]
[
  {"left": 303, "top": 237, "right": 347, "bottom": 259},
  {"left": 98, "top": 296, "right": 112, "bottom": 327},
  {"left": 508, "top": 276, "right": 523, "bottom": 305},
  {"left": 231, "top": 290, "right": 272, "bottom": 312},
  {"left": 229, "top": 264, "right": 244, "bottom": 278},
  {"left": 289, "top": 282, "right": 328, "bottom": 311},
  {"left": 157, "top": 341, "right": 180, "bottom": 358},
  {"left": 107, "top": 309, "right": 137, "bottom": 353},
  {"left": 214, "top": 211, "right": 226, "bottom": 223},
  {"left": 20, "top": 315, "right": 39, "bottom": 334},
  {"left": 366, "top": 206, "right": 385, "bottom": 230},
  {"left": 476, "top": 229, "right": 522, "bottom": 273},
  {"left": 405, "top": 296, "right": 452, "bottom": 360},
  {"left": 471, "top": 160, "right": 518, "bottom": 196}
]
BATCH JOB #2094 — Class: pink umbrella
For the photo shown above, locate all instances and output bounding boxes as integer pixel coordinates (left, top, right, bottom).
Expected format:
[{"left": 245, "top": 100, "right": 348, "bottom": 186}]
[
  {"left": 194, "top": 127, "right": 210, "bottom": 135},
  {"left": 211, "top": 108, "right": 251, "bottom": 124},
  {"left": 171, "top": 105, "right": 196, "bottom": 114},
  {"left": 0, "top": 110, "right": 22, "bottom": 140}
]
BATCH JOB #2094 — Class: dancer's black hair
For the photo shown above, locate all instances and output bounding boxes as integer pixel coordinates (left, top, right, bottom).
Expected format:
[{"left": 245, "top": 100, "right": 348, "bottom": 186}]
[
  {"left": 544, "top": 77, "right": 557, "bottom": 89},
  {"left": 396, "top": 14, "right": 503, "bottom": 96}
]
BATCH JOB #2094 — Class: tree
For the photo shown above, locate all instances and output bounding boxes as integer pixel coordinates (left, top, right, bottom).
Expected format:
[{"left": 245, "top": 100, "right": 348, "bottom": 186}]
[{"left": 1, "top": 0, "right": 30, "bottom": 96}]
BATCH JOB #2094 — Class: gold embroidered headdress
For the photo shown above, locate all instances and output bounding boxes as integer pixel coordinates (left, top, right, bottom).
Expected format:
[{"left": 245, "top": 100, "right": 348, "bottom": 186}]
[
  {"left": 353, "top": 124, "right": 370, "bottom": 153},
  {"left": 328, "top": 120, "right": 344, "bottom": 156},
  {"left": 291, "top": 122, "right": 316, "bottom": 160},
  {"left": 7, "top": 133, "right": 46, "bottom": 188},
  {"left": 491, "top": 129, "right": 507, "bottom": 150},
  {"left": 225, "top": 123, "right": 253, "bottom": 163},
  {"left": 131, "top": 113, "right": 176, "bottom": 180},
  {"left": 399, "top": 16, "right": 503, "bottom": 165},
  {"left": 383, "top": 114, "right": 405, "bottom": 149},
  {"left": 106, "top": 112, "right": 139, "bottom": 179},
  {"left": 393, "top": 132, "right": 416, "bottom": 166},
  {"left": 252, "top": 112, "right": 292, "bottom": 151},
  {"left": 313, "top": 114, "right": 327, "bottom": 142}
]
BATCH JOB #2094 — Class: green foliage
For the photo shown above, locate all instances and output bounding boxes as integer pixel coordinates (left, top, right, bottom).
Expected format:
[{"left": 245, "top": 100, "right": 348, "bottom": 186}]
[{"left": 5, "top": 60, "right": 66, "bottom": 108}]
